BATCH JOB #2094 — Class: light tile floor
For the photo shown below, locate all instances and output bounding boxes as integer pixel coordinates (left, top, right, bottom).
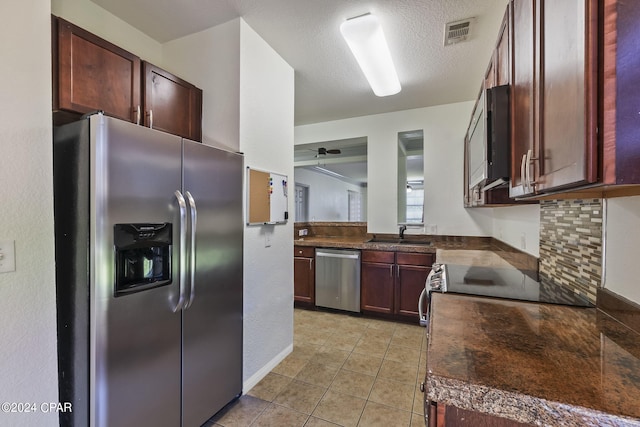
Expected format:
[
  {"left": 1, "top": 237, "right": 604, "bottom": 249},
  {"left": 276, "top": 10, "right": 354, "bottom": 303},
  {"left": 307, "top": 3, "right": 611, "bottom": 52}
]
[{"left": 207, "top": 308, "right": 428, "bottom": 427}]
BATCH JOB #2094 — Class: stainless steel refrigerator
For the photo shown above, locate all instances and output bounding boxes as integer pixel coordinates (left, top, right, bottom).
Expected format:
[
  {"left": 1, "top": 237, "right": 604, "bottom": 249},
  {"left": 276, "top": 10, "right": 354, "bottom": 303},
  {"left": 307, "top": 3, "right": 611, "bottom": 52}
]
[{"left": 53, "top": 113, "right": 243, "bottom": 427}]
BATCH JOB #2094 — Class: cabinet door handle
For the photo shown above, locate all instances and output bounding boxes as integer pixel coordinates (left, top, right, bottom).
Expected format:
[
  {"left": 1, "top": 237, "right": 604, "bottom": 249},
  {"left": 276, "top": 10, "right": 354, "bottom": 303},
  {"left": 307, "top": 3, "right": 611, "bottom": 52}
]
[
  {"left": 135, "top": 105, "right": 141, "bottom": 125},
  {"left": 309, "top": 259, "right": 313, "bottom": 270},
  {"left": 525, "top": 149, "right": 538, "bottom": 191},
  {"left": 520, "top": 153, "right": 527, "bottom": 190},
  {"left": 389, "top": 265, "right": 393, "bottom": 278},
  {"left": 147, "top": 109, "right": 154, "bottom": 129}
]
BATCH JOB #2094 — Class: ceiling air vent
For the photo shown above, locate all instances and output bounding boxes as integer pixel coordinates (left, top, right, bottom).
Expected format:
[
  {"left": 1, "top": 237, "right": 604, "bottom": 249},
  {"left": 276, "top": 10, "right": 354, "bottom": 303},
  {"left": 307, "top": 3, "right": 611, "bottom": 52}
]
[{"left": 444, "top": 18, "right": 474, "bottom": 46}]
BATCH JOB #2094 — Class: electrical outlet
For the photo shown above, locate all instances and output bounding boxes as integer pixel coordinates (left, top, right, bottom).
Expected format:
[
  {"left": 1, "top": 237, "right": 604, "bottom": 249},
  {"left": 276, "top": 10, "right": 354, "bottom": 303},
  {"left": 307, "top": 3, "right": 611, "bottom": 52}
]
[
  {"left": 520, "top": 233, "right": 526, "bottom": 249},
  {"left": 425, "top": 224, "right": 438, "bottom": 234},
  {"left": 0, "top": 240, "right": 16, "bottom": 273},
  {"left": 298, "top": 229, "right": 308, "bottom": 237},
  {"left": 265, "top": 233, "right": 272, "bottom": 248}
]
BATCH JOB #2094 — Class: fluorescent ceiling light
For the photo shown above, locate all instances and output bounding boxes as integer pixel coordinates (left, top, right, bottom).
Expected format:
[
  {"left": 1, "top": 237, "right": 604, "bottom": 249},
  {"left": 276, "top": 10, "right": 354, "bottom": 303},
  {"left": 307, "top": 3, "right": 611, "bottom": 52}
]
[
  {"left": 340, "top": 13, "right": 401, "bottom": 97},
  {"left": 312, "top": 166, "right": 346, "bottom": 179}
]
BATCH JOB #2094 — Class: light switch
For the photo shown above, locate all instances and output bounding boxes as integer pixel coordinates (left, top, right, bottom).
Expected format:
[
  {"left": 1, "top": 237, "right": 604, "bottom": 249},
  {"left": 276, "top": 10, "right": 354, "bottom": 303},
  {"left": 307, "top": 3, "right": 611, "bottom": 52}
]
[{"left": 0, "top": 240, "right": 16, "bottom": 273}]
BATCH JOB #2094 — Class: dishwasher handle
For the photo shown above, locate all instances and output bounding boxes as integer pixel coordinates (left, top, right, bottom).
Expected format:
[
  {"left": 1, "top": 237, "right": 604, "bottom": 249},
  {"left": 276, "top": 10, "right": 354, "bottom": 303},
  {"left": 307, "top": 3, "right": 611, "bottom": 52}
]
[{"left": 315, "top": 251, "right": 360, "bottom": 260}]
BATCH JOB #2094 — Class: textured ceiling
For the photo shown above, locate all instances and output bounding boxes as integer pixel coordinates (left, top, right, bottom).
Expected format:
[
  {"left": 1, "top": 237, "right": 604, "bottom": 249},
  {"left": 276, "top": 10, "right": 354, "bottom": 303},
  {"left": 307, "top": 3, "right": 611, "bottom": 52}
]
[{"left": 90, "top": 0, "right": 507, "bottom": 125}]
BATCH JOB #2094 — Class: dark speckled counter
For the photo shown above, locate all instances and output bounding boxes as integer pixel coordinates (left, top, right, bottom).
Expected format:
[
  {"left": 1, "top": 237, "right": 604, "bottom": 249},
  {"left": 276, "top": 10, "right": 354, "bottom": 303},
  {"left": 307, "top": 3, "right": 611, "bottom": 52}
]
[
  {"left": 294, "top": 236, "right": 437, "bottom": 253},
  {"left": 426, "top": 293, "right": 640, "bottom": 426},
  {"left": 294, "top": 234, "right": 506, "bottom": 254}
]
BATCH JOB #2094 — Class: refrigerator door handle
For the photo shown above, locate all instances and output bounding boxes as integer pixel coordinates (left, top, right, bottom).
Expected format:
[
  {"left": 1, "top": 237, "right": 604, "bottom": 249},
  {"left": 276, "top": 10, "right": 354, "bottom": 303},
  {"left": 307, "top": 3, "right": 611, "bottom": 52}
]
[
  {"left": 184, "top": 191, "right": 197, "bottom": 309},
  {"left": 174, "top": 190, "right": 189, "bottom": 312}
]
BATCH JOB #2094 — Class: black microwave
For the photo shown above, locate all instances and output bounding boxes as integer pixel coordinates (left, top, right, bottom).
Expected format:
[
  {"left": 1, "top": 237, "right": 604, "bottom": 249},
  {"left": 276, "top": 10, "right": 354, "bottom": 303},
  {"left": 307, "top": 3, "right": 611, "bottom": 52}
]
[{"left": 467, "top": 84, "right": 510, "bottom": 191}]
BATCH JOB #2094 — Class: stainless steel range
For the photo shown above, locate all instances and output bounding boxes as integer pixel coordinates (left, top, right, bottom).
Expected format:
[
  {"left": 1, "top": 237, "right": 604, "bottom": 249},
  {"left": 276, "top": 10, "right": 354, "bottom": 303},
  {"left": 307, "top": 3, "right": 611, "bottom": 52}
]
[{"left": 418, "top": 262, "right": 594, "bottom": 327}]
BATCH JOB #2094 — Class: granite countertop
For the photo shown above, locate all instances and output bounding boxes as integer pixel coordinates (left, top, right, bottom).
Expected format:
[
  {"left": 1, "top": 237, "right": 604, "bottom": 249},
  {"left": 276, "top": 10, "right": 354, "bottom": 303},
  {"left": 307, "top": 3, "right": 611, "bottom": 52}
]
[
  {"left": 426, "top": 293, "right": 640, "bottom": 426},
  {"left": 293, "top": 235, "right": 504, "bottom": 255},
  {"left": 294, "top": 235, "right": 436, "bottom": 253},
  {"left": 294, "top": 237, "right": 538, "bottom": 272}
]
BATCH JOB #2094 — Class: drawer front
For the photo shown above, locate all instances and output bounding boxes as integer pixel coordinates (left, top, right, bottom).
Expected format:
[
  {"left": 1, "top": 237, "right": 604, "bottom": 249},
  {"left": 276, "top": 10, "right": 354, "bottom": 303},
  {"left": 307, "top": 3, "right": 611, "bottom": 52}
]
[
  {"left": 396, "top": 252, "right": 434, "bottom": 266},
  {"left": 362, "top": 250, "right": 395, "bottom": 264},
  {"left": 294, "top": 246, "right": 315, "bottom": 258}
]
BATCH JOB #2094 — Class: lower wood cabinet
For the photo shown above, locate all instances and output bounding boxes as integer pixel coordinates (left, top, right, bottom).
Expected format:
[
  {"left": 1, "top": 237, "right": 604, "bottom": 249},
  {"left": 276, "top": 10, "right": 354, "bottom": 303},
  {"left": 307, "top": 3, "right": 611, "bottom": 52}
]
[
  {"left": 396, "top": 252, "right": 433, "bottom": 318},
  {"left": 294, "top": 246, "right": 315, "bottom": 306},
  {"left": 362, "top": 250, "right": 434, "bottom": 320},
  {"left": 428, "top": 402, "right": 533, "bottom": 427},
  {"left": 361, "top": 251, "right": 395, "bottom": 314}
]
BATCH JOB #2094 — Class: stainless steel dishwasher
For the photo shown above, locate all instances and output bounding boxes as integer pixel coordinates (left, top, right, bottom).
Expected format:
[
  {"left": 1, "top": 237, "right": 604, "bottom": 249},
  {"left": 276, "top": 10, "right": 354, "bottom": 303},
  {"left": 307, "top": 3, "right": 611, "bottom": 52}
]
[{"left": 315, "top": 248, "right": 361, "bottom": 312}]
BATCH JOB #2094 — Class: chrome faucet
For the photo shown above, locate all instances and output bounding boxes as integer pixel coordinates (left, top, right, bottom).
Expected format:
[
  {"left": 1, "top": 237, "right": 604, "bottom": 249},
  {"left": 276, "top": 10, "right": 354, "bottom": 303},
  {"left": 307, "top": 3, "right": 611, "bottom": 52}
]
[{"left": 399, "top": 225, "right": 407, "bottom": 239}]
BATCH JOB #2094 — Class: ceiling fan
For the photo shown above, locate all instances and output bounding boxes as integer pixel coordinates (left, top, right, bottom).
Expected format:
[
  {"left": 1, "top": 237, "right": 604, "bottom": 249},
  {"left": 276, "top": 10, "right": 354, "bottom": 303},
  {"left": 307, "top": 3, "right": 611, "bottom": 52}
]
[{"left": 316, "top": 147, "right": 341, "bottom": 156}]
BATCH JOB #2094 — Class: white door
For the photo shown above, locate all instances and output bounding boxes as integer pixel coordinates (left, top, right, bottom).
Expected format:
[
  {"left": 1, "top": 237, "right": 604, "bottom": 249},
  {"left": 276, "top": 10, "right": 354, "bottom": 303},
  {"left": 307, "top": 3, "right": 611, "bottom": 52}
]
[{"left": 295, "top": 184, "right": 309, "bottom": 222}]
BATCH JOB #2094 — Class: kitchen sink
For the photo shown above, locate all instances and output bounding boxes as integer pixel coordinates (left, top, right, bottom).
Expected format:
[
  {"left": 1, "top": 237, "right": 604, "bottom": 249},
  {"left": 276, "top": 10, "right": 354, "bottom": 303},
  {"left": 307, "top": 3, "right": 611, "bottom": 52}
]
[{"left": 367, "top": 238, "right": 432, "bottom": 246}]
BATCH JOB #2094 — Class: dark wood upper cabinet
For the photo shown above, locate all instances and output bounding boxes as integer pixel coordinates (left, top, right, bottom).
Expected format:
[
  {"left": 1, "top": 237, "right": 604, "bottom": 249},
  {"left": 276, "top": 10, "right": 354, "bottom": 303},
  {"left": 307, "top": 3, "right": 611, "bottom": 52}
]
[
  {"left": 495, "top": 8, "right": 512, "bottom": 87},
  {"left": 484, "top": 59, "right": 496, "bottom": 90},
  {"left": 52, "top": 16, "right": 203, "bottom": 142},
  {"left": 484, "top": 8, "right": 510, "bottom": 90},
  {"left": 465, "top": 6, "right": 531, "bottom": 208},
  {"left": 471, "top": 0, "right": 633, "bottom": 202},
  {"left": 509, "top": 0, "right": 537, "bottom": 198},
  {"left": 535, "top": 0, "right": 599, "bottom": 193},
  {"left": 54, "top": 17, "right": 141, "bottom": 123},
  {"left": 143, "top": 62, "right": 203, "bottom": 142},
  {"left": 510, "top": 0, "right": 599, "bottom": 196},
  {"left": 601, "top": 0, "right": 640, "bottom": 188},
  {"left": 506, "top": 0, "right": 640, "bottom": 198}
]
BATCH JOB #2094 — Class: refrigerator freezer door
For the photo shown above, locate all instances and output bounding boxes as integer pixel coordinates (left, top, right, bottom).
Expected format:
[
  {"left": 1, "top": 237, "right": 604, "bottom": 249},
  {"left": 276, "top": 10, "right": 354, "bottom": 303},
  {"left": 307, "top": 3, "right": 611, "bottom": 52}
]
[
  {"left": 182, "top": 141, "right": 244, "bottom": 426},
  {"left": 93, "top": 115, "right": 183, "bottom": 426}
]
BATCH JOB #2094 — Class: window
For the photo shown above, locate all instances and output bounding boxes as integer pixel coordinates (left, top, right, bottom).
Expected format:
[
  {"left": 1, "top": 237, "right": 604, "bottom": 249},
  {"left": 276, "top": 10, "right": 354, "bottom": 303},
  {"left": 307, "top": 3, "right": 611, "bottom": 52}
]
[
  {"left": 348, "top": 190, "right": 362, "bottom": 221},
  {"left": 405, "top": 186, "right": 424, "bottom": 223},
  {"left": 398, "top": 130, "right": 424, "bottom": 224}
]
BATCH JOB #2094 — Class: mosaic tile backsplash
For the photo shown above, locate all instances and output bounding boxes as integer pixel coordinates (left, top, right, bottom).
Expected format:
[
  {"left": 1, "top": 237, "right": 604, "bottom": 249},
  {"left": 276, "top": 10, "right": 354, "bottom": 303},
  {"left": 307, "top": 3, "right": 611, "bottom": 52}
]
[{"left": 539, "top": 199, "right": 603, "bottom": 304}]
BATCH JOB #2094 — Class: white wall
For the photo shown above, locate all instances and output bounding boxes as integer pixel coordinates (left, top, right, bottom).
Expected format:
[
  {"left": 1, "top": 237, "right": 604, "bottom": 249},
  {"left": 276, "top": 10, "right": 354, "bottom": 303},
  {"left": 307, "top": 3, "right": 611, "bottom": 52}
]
[
  {"left": 492, "top": 205, "right": 541, "bottom": 257},
  {"left": 0, "top": 1, "right": 59, "bottom": 426},
  {"left": 604, "top": 196, "right": 640, "bottom": 304},
  {"left": 163, "top": 20, "right": 241, "bottom": 152},
  {"left": 51, "top": 0, "right": 163, "bottom": 65},
  {"left": 295, "top": 102, "right": 494, "bottom": 235},
  {"left": 295, "top": 168, "right": 367, "bottom": 221},
  {"left": 295, "top": 102, "right": 540, "bottom": 256},
  {"left": 238, "top": 20, "right": 295, "bottom": 391}
]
